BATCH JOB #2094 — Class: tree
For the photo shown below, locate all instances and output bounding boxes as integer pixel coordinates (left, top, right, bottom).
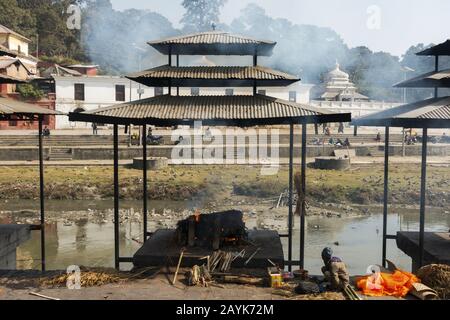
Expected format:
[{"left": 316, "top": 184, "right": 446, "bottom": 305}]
[{"left": 181, "top": 0, "right": 227, "bottom": 33}]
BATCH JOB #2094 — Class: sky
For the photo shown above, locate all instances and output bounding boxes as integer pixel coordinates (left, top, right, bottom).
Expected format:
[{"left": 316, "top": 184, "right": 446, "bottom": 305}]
[{"left": 110, "top": 0, "right": 450, "bottom": 57}]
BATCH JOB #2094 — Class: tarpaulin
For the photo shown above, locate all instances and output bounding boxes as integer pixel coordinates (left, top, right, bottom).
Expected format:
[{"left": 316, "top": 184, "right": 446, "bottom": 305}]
[{"left": 357, "top": 270, "right": 420, "bottom": 297}]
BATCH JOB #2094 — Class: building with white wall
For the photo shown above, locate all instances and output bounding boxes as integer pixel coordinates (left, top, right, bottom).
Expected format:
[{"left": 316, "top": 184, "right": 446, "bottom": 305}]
[{"left": 53, "top": 75, "right": 153, "bottom": 128}]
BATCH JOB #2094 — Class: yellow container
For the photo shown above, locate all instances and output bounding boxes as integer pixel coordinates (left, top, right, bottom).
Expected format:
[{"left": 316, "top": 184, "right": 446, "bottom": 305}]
[{"left": 270, "top": 273, "right": 283, "bottom": 288}]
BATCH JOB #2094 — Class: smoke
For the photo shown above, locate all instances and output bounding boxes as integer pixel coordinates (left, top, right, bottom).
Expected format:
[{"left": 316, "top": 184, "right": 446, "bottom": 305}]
[
  {"left": 81, "top": 0, "right": 179, "bottom": 74},
  {"left": 81, "top": 1, "right": 450, "bottom": 102}
]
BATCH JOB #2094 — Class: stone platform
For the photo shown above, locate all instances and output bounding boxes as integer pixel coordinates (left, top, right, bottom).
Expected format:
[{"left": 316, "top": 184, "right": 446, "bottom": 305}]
[
  {"left": 133, "top": 229, "right": 284, "bottom": 269},
  {"left": 397, "top": 232, "right": 450, "bottom": 270}
]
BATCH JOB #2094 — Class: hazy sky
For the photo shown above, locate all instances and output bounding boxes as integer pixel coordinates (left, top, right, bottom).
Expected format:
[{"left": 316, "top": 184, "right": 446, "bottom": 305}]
[{"left": 110, "top": 0, "right": 450, "bottom": 56}]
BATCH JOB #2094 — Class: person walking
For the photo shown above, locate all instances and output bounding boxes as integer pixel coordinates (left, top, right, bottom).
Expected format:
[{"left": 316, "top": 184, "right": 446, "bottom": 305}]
[{"left": 92, "top": 123, "right": 98, "bottom": 135}]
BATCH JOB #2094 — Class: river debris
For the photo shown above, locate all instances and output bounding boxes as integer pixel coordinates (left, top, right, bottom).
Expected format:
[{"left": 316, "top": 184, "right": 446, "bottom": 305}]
[{"left": 416, "top": 264, "right": 450, "bottom": 299}]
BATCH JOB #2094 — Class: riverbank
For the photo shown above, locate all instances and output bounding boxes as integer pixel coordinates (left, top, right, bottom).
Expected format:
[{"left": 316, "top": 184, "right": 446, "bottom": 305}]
[{"left": 0, "top": 164, "right": 449, "bottom": 207}]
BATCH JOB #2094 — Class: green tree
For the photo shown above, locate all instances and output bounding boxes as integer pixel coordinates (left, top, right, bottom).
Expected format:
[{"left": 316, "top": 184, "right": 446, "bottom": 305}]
[{"left": 181, "top": 0, "right": 227, "bottom": 33}]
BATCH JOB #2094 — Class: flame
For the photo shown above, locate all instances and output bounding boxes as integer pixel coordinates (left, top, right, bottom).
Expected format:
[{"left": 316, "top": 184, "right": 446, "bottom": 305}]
[{"left": 194, "top": 209, "right": 201, "bottom": 223}]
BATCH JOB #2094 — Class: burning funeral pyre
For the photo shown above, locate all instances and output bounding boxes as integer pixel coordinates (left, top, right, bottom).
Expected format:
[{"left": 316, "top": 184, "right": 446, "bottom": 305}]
[{"left": 175, "top": 210, "right": 248, "bottom": 250}]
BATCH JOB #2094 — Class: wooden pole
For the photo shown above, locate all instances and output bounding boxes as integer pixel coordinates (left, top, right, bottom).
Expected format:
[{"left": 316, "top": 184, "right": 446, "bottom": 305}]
[
  {"left": 113, "top": 124, "right": 120, "bottom": 269},
  {"left": 288, "top": 123, "right": 294, "bottom": 271},
  {"left": 382, "top": 126, "right": 390, "bottom": 268},
  {"left": 300, "top": 123, "right": 307, "bottom": 269},
  {"left": 38, "top": 116, "right": 45, "bottom": 272},
  {"left": 418, "top": 127, "right": 428, "bottom": 268}
]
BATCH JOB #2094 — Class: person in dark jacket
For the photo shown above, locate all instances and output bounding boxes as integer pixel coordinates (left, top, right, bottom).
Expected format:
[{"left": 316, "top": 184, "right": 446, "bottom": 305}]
[{"left": 321, "top": 247, "right": 350, "bottom": 290}]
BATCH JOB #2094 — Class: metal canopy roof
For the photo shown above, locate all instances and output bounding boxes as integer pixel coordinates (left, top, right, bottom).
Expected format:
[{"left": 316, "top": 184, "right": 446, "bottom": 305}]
[
  {"left": 148, "top": 31, "right": 276, "bottom": 56},
  {"left": 0, "top": 73, "right": 27, "bottom": 84},
  {"left": 69, "top": 94, "right": 350, "bottom": 127},
  {"left": 352, "top": 96, "right": 450, "bottom": 128},
  {"left": 416, "top": 40, "right": 450, "bottom": 56},
  {"left": 394, "top": 69, "right": 450, "bottom": 88},
  {"left": 0, "top": 97, "right": 62, "bottom": 119},
  {"left": 127, "top": 65, "right": 300, "bottom": 87}
]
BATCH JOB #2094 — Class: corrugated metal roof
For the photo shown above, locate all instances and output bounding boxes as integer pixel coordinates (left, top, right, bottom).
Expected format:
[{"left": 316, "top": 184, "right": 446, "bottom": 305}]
[
  {"left": 148, "top": 31, "right": 275, "bottom": 45},
  {"left": 418, "top": 105, "right": 450, "bottom": 119},
  {"left": 0, "top": 24, "right": 31, "bottom": 42},
  {"left": 129, "top": 65, "right": 298, "bottom": 81},
  {"left": 83, "top": 94, "right": 330, "bottom": 120},
  {"left": 352, "top": 96, "right": 450, "bottom": 128},
  {"left": 0, "top": 97, "right": 62, "bottom": 115},
  {"left": 417, "top": 40, "right": 450, "bottom": 56},
  {"left": 0, "top": 73, "right": 26, "bottom": 84},
  {"left": 147, "top": 31, "right": 276, "bottom": 56},
  {"left": 394, "top": 69, "right": 450, "bottom": 88}
]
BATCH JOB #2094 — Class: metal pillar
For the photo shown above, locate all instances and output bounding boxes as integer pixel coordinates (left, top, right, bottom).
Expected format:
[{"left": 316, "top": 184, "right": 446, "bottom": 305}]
[
  {"left": 142, "top": 124, "right": 148, "bottom": 242},
  {"left": 418, "top": 128, "right": 428, "bottom": 268},
  {"left": 300, "top": 123, "right": 307, "bottom": 269},
  {"left": 176, "top": 55, "right": 180, "bottom": 96},
  {"left": 38, "top": 116, "right": 45, "bottom": 272},
  {"left": 353, "top": 125, "right": 358, "bottom": 137},
  {"left": 434, "top": 56, "right": 439, "bottom": 98},
  {"left": 287, "top": 123, "right": 294, "bottom": 271},
  {"left": 113, "top": 124, "right": 120, "bottom": 269},
  {"left": 382, "top": 126, "right": 390, "bottom": 268}
]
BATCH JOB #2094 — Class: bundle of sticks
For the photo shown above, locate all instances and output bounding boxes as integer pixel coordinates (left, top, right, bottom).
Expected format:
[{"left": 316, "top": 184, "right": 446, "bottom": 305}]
[{"left": 209, "top": 251, "right": 234, "bottom": 273}]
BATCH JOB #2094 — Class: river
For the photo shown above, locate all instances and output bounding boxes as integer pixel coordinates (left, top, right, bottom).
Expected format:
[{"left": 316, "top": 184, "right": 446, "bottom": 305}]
[{"left": 2, "top": 199, "right": 449, "bottom": 275}]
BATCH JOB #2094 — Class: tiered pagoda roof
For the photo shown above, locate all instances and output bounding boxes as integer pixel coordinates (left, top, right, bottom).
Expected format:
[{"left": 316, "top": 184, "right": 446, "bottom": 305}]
[
  {"left": 127, "top": 65, "right": 300, "bottom": 87},
  {"left": 354, "top": 40, "right": 450, "bottom": 128},
  {"left": 148, "top": 31, "right": 276, "bottom": 56},
  {"left": 70, "top": 31, "right": 350, "bottom": 126},
  {"left": 71, "top": 94, "right": 344, "bottom": 126}
]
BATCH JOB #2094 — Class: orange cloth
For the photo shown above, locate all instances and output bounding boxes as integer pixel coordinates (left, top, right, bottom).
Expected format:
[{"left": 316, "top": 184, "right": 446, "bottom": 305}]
[{"left": 357, "top": 270, "right": 420, "bottom": 297}]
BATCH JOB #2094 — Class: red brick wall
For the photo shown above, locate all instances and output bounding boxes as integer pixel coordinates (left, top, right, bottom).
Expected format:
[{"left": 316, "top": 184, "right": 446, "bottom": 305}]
[{"left": 0, "top": 93, "right": 56, "bottom": 130}]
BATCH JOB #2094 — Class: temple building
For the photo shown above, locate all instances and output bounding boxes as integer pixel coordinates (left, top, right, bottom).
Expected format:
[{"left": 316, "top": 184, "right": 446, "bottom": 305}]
[
  {"left": 310, "top": 62, "right": 401, "bottom": 119},
  {"left": 314, "top": 62, "right": 369, "bottom": 102}
]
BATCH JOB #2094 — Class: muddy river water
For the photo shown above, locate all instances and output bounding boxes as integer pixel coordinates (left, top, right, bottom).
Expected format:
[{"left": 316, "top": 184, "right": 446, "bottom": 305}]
[{"left": 2, "top": 199, "right": 449, "bottom": 275}]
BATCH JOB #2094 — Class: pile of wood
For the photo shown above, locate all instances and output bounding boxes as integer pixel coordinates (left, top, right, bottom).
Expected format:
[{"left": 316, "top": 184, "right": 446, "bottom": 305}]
[
  {"left": 209, "top": 251, "right": 235, "bottom": 272},
  {"left": 417, "top": 264, "right": 450, "bottom": 299}
]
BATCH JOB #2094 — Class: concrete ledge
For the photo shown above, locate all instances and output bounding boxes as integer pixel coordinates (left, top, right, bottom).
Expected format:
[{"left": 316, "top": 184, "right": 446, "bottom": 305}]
[{"left": 0, "top": 225, "right": 31, "bottom": 270}]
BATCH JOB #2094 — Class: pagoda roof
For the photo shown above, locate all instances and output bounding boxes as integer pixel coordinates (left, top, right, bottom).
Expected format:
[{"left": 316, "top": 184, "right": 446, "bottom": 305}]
[
  {"left": 127, "top": 65, "right": 299, "bottom": 87},
  {"left": 352, "top": 96, "right": 450, "bottom": 128},
  {"left": 69, "top": 94, "right": 350, "bottom": 127},
  {"left": 148, "top": 31, "right": 276, "bottom": 56},
  {"left": 394, "top": 69, "right": 450, "bottom": 88},
  {"left": 416, "top": 40, "right": 450, "bottom": 56}
]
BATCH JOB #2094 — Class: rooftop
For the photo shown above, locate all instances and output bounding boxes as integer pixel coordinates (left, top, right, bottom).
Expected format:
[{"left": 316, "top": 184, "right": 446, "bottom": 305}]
[
  {"left": 352, "top": 96, "right": 450, "bottom": 128},
  {"left": 148, "top": 31, "right": 276, "bottom": 56},
  {"left": 417, "top": 40, "right": 450, "bottom": 56},
  {"left": 0, "top": 97, "right": 62, "bottom": 118},
  {"left": 127, "top": 65, "right": 300, "bottom": 87},
  {"left": 0, "top": 24, "right": 31, "bottom": 42},
  {"left": 69, "top": 94, "right": 350, "bottom": 127},
  {"left": 394, "top": 69, "right": 450, "bottom": 88}
]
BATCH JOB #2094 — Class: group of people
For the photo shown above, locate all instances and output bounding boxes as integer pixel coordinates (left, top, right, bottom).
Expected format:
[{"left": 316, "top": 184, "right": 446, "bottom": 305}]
[
  {"left": 323, "top": 122, "right": 345, "bottom": 136},
  {"left": 328, "top": 137, "right": 351, "bottom": 147}
]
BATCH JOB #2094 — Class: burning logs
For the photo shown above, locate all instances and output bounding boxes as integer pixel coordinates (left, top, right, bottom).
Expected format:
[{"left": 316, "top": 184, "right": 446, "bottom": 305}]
[{"left": 176, "top": 210, "right": 247, "bottom": 249}]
